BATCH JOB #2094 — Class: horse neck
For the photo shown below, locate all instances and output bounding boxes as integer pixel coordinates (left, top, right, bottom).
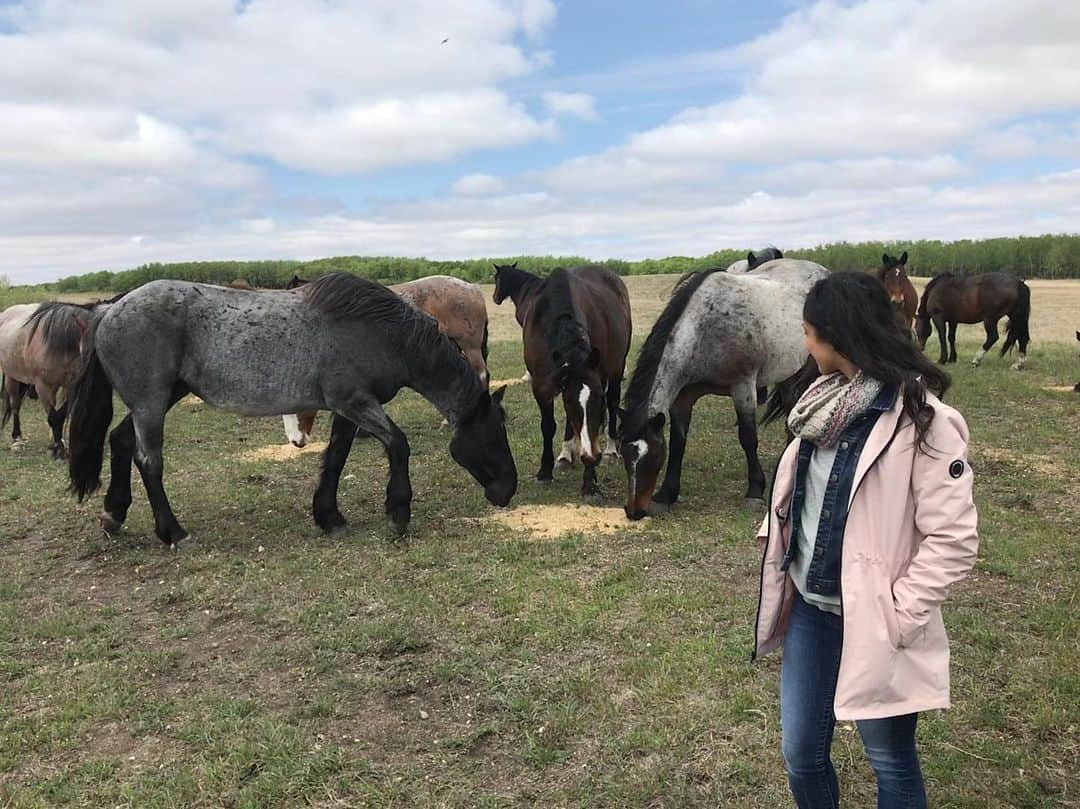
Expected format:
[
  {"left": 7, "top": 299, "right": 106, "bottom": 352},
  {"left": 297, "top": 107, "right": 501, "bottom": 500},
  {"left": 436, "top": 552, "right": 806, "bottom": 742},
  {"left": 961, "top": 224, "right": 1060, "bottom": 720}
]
[
  {"left": 502, "top": 269, "right": 542, "bottom": 316},
  {"left": 405, "top": 347, "right": 481, "bottom": 426}
]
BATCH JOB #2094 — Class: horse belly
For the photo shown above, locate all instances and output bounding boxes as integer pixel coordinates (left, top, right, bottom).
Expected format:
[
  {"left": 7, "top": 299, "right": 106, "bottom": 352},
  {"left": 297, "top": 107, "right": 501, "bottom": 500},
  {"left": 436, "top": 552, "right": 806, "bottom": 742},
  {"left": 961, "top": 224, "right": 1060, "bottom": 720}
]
[{"left": 182, "top": 341, "right": 322, "bottom": 417}]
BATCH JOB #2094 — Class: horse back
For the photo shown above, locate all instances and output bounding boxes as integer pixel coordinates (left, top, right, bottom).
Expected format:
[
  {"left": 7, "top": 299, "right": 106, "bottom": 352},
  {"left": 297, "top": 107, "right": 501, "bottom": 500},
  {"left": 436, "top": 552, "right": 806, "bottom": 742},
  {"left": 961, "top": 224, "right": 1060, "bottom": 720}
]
[{"left": 391, "top": 276, "right": 486, "bottom": 349}]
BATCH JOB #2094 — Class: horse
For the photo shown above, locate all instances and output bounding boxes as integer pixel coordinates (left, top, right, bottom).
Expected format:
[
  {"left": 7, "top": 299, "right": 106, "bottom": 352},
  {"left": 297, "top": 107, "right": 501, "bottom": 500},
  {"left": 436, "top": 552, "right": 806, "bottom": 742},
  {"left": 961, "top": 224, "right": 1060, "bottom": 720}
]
[
  {"left": 281, "top": 274, "right": 490, "bottom": 448},
  {"left": 0, "top": 301, "right": 100, "bottom": 458},
  {"left": 62, "top": 273, "right": 517, "bottom": 548},
  {"left": 726, "top": 246, "right": 784, "bottom": 273},
  {"left": 492, "top": 262, "right": 632, "bottom": 498},
  {"left": 875, "top": 251, "right": 918, "bottom": 334},
  {"left": 914, "top": 272, "right": 1031, "bottom": 369},
  {"left": 619, "top": 258, "right": 828, "bottom": 519}
]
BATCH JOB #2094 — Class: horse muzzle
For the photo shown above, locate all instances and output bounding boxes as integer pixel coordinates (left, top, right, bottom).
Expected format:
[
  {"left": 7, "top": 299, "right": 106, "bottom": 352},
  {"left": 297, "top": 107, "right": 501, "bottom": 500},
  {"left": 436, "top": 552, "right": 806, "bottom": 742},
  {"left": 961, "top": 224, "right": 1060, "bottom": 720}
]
[{"left": 485, "top": 480, "right": 516, "bottom": 508}]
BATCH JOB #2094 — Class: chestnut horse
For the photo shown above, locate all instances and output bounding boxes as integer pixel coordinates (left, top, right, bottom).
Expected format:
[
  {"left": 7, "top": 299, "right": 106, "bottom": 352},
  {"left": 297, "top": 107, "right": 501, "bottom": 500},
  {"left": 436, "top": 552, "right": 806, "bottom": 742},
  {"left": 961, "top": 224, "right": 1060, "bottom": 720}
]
[
  {"left": 875, "top": 251, "right": 919, "bottom": 334},
  {"left": 915, "top": 272, "right": 1031, "bottom": 369},
  {"left": 493, "top": 263, "right": 632, "bottom": 498},
  {"left": 0, "top": 301, "right": 102, "bottom": 458},
  {"left": 283, "top": 274, "right": 489, "bottom": 447}
]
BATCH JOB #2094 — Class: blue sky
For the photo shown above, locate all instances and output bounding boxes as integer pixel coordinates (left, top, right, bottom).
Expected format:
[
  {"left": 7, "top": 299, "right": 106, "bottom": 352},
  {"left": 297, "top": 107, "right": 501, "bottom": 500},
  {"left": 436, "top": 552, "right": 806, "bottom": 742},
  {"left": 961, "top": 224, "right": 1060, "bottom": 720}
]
[{"left": 1, "top": 0, "right": 1079, "bottom": 283}]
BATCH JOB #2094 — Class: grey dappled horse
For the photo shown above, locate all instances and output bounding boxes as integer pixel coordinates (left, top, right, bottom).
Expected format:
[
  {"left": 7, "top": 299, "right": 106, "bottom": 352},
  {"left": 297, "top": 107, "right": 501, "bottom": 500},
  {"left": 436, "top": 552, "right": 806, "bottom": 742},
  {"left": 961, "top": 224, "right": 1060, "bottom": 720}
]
[
  {"left": 620, "top": 258, "right": 828, "bottom": 519},
  {"left": 65, "top": 273, "right": 517, "bottom": 548}
]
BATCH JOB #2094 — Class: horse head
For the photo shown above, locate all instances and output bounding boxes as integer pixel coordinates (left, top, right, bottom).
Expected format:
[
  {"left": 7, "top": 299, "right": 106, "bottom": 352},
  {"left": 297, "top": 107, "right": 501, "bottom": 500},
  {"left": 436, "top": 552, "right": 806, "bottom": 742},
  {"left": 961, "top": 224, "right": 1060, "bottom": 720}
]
[
  {"left": 879, "top": 251, "right": 910, "bottom": 306},
  {"left": 491, "top": 262, "right": 518, "bottom": 304},
  {"left": 557, "top": 347, "right": 605, "bottom": 464},
  {"left": 450, "top": 385, "right": 517, "bottom": 507},
  {"left": 619, "top": 410, "right": 667, "bottom": 520}
]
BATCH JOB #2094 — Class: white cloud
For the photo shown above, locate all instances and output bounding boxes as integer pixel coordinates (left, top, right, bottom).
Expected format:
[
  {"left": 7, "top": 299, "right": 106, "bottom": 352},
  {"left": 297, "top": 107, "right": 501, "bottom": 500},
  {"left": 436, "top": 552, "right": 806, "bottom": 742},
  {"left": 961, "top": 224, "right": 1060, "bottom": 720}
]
[
  {"left": 453, "top": 173, "right": 508, "bottom": 196},
  {"left": 543, "top": 92, "right": 598, "bottom": 121}
]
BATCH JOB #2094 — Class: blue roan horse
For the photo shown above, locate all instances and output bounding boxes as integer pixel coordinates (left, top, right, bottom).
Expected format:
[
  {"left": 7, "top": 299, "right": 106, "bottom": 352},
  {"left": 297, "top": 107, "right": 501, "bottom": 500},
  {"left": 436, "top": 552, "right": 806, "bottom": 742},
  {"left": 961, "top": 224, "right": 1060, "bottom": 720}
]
[
  {"left": 620, "top": 259, "right": 828, "bottom": 519},
  {"left": 63, "top": 273, "right": 517, "bottom": 547}
]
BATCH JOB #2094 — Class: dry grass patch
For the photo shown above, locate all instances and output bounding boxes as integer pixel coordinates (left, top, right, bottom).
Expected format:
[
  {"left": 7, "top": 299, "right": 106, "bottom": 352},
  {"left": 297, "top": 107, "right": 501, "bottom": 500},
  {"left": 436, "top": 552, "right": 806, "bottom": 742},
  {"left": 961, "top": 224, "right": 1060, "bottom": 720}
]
[
  {"left": 486, "top": 504, "right": 643, "bottom": 540},
  {"left": 238, "top": 440, "right": 327, "bottom": 462}
]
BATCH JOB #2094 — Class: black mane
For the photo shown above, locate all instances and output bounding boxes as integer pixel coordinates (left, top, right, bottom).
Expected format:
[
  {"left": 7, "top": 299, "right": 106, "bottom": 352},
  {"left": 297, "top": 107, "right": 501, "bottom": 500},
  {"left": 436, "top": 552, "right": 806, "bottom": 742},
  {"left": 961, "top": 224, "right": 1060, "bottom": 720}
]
[
  {"left": 24, "top": 301, "right": 100, "bottom": 357},
  {"left": 303, "top": 272, "right": 483, "bottom": 403},
  {"left": 623, "top": 268, "right": 723, "bottom": 435},
  {"left": 541, "top": 269, "right": 589, "bottom": 388}
]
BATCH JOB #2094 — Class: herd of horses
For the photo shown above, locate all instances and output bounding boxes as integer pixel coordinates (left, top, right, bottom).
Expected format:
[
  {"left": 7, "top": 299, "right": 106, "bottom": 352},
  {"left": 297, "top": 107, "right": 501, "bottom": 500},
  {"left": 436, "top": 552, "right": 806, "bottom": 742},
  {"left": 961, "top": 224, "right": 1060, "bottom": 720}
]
[{"left": 0, "top": 251, "right": 1046, "bottom": 549}]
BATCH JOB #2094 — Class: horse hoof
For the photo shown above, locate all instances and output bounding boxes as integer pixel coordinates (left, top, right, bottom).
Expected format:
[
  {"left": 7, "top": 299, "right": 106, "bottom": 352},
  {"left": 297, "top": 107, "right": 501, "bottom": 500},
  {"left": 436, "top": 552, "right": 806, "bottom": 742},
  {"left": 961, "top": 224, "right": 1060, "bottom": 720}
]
[
  {"left": 387, "top": 517, "right": 409, "bottom": 537},
  {"left": 554, "top": 458, "right": 573, "bottom": 472},
  {"left": 743, "top": 497, "right": 766, "bottom": 511},
  {"left": 536, "top": 473, "right": 554, "bottom": 485},
  {"left": 10, "top": 440, "right": 26, "bottom": 452},
  {"left": 582, "top": 491, "right": 603, "bottom": 505},
  {"left": 170, "top": 535, "right": 196, "bottom": 554},
  {"left": 100, "top": 512, "right": 124, "bottom": 534}
]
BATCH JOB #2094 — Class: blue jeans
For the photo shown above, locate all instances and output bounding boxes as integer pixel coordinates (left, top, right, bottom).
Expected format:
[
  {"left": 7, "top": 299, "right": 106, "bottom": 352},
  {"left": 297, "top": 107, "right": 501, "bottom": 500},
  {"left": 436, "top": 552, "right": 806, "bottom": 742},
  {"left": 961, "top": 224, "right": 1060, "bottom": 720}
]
[{"left": 780, "top": 593, "right": 928, "bottom": 809}]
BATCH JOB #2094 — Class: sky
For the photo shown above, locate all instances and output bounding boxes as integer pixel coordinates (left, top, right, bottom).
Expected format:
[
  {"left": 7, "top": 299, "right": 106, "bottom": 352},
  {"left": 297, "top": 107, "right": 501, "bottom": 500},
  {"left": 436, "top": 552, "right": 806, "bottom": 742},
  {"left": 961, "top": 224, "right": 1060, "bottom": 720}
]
[{"left": 2, "top": 0, "right": 1079, "bottom": 285}]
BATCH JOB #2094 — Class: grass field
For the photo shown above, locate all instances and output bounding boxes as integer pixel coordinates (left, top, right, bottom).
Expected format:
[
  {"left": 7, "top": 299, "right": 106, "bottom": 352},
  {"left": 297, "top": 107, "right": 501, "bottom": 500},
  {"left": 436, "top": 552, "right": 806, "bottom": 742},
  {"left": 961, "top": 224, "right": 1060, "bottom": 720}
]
[{"left": 0, "top": 275, "right": 1078, "bottom": 807}]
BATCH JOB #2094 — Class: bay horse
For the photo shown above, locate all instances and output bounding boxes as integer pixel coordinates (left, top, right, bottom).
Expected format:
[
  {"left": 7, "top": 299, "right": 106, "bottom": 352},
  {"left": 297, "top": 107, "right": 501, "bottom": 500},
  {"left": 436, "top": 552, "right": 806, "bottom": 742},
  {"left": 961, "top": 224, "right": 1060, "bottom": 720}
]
[
  {"left": 875, "top": 251, "right": 918, "bottom": 334},
  {"left": 63, "top": 273, "right": 516, "bottom": 548},
  {"left": 0, "top": 301, "right": 101, "bottom": 458},
  {"left": 726, "top": 246, "right": 783, "bottom": 273},
  {"left": 620, "top": 259, "right": 828, "bottom": 519},
  {"left": 915, "top": 272, "right": 1031, "bottom": 369},
  {"left": 282, "top": 274, "right": 489, "bottom": 448},
  {"left": 493, "top": 263, "right": 632, "bottom": 498}
]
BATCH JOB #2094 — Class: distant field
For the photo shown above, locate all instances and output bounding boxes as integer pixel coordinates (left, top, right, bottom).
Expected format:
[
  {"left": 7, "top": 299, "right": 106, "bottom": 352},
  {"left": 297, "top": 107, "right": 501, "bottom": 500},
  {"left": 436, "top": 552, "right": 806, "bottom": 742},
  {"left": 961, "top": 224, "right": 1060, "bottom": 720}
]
[{"left": 0, "top": 270, "right": 1077, "bottom": 807}]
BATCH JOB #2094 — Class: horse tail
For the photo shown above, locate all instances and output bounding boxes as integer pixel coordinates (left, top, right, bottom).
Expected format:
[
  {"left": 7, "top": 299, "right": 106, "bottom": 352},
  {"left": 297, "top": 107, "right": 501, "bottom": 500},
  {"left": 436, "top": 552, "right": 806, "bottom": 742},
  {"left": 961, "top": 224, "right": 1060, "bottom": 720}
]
[
  {"left": 67, "top": 314, "right": 113, "bottom": 502},
  {"left": 1000, "top": 279, "right": 1031, "bottom": 357},
  {"left": 0, "top": 374, "right": 9, "bottom": 429},
  {"left": 761, "top": 357, "right": 819, "bottom": 428}
]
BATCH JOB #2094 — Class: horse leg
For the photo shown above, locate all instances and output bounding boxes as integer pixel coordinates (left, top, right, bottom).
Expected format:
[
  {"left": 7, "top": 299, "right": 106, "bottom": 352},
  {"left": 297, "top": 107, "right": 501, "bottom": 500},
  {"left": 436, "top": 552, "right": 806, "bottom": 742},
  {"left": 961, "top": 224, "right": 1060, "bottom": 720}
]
[
  {"left": 312, "top": 414, "right": 359, "bottom": 534},
  {"left": 734, "top": 383, "right": 766, "bottom": 506},
  {"left": 34, "top": 383, "right": 65, "bottom": 459},
  {"left": 652, "top": 390, "right": 695, "bottom": 510},
  {"left": 933, "top": 315, "right": 948, "bottom": 363},
  {"left": 330, "top": 399, "right": 413, "bottom": 536},
  {"left": 131, "top": 407, "right": 188, "bottom": 548},
  {"left": 535, "top": 394, "right": 557, "bottom": 482},
  {"left": 46, "top": 398, "right": 68, "bottom": 460},
  {"left": 973, "top": 319, "right": 998, "bottom": 367},
  {"left": 602, "top": 377, "right": 622, "bottom": 463},
  {"left": 948, "top": 321, "right": 959, "bottom": 363},
  {"left": 555, "top": 415, "right": 577, "bottom": 471},
  {"left": 103, "top": 384, "right": 189, "bottom": 534},
  {"left": 4, "top": 375, "right": 23, "bottom": 443}
]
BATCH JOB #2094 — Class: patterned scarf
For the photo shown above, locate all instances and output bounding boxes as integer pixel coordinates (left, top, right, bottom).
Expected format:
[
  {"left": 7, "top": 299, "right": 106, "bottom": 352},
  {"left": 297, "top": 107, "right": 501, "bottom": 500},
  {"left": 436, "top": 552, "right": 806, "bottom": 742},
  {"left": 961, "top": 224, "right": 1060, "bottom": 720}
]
[{"left": 787, "top": 371, "right": 884, "bottom": 447}]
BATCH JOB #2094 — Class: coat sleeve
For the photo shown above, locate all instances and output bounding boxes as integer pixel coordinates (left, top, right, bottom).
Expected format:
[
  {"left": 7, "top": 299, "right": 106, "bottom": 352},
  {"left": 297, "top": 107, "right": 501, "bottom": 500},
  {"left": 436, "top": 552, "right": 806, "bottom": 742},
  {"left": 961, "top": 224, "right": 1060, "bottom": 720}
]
[{"left": 892, "top": 405, "right": 979, "bottom": 646}]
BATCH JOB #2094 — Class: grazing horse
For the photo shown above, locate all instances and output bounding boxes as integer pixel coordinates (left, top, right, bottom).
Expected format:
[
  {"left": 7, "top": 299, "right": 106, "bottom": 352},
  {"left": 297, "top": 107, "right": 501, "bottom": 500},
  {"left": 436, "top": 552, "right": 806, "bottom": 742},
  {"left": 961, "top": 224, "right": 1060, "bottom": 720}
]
[
  {"left": 915, "top": 273, "right": 1031, "bottom": 369},
  {"left": 64, "top": 273, "right": 517, "bottom": 548},
  {"left": 726, "top": 246, "right": 784, "bottom": 273},
  {"left": 282, "top": 274, "right": 490, "bottom": 447},
  {"left": 620, "top": 259, "right": 828, "bottom": 519},
  {"left": 493, "top": 263, "right": 632, "bottom": 498},
  {"left": 875, "top": 251, "right": 918, "bottom": 334},
  {"left": 0, "top": 301, "right": 99, "bottom": 458}
]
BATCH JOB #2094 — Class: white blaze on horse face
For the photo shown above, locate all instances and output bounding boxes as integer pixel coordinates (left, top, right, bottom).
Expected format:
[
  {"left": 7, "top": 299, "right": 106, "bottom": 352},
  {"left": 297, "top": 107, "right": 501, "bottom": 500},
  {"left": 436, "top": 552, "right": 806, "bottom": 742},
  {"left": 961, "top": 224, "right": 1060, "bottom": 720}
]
[
  {"left": 283, "top": 414, "right": 307, "bottom": 447},
  {"left": 577, "top": 384, "right": 593, "bottom": 460}
]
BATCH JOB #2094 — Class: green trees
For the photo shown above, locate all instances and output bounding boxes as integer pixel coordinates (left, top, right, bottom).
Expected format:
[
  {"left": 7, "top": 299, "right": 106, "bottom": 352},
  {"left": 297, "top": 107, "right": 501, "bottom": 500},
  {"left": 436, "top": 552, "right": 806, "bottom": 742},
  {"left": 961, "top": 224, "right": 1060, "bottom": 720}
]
[{"left": 39, "top": 234, "right": 1080, "bottom": 293}]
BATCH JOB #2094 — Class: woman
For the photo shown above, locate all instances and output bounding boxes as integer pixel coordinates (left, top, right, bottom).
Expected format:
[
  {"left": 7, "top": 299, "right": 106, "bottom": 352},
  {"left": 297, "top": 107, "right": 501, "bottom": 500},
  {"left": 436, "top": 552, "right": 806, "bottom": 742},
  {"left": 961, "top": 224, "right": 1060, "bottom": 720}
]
[{"left": 752, "top": 272, "right": 979, "bottom": 808}]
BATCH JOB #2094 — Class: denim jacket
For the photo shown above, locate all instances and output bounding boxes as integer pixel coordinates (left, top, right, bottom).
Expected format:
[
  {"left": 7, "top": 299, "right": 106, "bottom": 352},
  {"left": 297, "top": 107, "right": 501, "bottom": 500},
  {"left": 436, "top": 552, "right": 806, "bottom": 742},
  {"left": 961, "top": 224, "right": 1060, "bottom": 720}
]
[{"left": 780, "top": 385, "right": 898, "bottom": 596}]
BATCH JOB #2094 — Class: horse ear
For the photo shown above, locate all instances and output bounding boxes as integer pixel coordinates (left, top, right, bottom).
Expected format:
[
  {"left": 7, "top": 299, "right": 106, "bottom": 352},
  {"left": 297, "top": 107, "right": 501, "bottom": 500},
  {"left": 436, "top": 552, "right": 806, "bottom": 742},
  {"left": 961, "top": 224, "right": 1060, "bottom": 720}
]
[
  {"left": 491, "top": 384, "right": 507, "bottom": 405},
  {"left": 747, "top": 251, "right": 756, "bottom": 263},
  {"left": 648, "top": 412, "right": 666, "bottom": 431},
  {"left": 882, "top": 253, "right": 891, "bottom": 266},
  {"left": 510, "top": 261, "right": 517, "bottom": 269},
  {"left": 899, "top": 251, "right": 908, "bottom": 265}
]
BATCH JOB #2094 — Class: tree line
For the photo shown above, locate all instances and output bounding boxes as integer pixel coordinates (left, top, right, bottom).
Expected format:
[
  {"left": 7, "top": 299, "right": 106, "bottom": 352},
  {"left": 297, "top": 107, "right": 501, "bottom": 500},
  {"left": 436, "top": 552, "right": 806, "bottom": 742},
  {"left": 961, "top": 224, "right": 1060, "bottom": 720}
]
[{"left": 43, "top": 233, "right": 1080, "bottom": 293}]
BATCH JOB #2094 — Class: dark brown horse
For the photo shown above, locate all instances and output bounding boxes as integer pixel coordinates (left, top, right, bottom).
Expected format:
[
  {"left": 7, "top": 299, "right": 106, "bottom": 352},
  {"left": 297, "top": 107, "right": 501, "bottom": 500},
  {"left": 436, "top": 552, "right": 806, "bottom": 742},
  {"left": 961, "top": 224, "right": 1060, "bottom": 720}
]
[
  {"left": 915, "top": 273, "right": 1031, "bottom": 368},
  {"left": 875, "top": 251, "right": 918, "bottom": 334},
  {"left": 493, "top": 263, "right": 632, "bottom": 498}
]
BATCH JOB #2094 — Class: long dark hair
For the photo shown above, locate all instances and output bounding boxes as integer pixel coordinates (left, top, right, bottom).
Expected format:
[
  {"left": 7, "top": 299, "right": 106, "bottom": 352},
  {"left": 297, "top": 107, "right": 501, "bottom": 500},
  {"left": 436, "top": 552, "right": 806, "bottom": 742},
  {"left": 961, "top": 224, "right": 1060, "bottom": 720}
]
[{"left": 803, "top": 272, "right": 950, "bottom": 451}]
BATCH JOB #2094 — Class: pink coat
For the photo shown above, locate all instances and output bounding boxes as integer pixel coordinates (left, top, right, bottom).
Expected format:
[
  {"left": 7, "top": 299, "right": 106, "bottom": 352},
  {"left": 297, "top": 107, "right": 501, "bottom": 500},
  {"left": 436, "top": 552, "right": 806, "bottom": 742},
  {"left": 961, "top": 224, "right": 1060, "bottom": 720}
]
[{"left": 754, "top": 391, "right": 979, "bottom": 720}]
